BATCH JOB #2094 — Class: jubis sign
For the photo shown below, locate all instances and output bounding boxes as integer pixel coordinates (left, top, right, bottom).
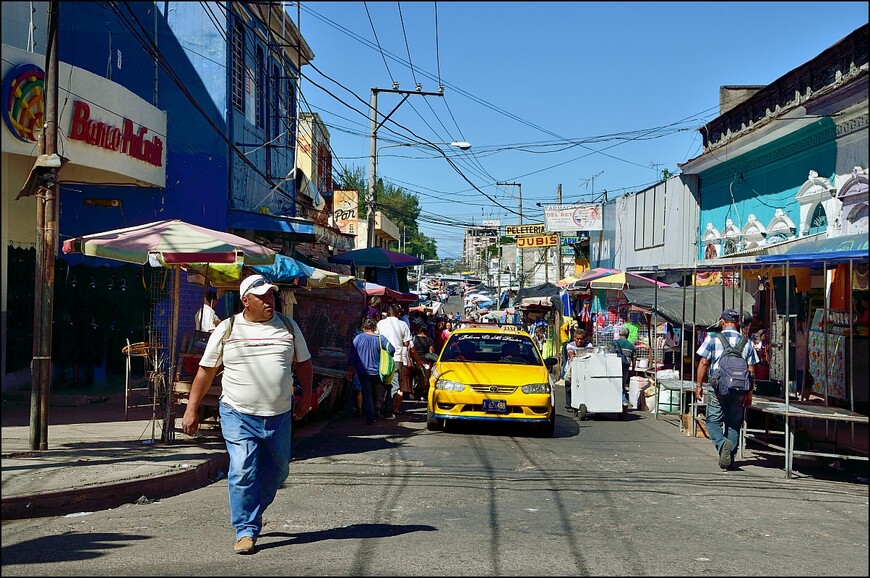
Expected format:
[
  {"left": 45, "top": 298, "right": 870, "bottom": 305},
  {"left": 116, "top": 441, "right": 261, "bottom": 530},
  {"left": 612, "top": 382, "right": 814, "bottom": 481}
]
[{"left": 517, "top": 234, "right": 558, "bottom": 249}]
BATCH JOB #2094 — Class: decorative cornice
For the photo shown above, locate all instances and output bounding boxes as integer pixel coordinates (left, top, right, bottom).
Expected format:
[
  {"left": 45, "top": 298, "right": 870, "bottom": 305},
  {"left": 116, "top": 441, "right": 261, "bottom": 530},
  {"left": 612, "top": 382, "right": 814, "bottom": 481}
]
[{"left": 702, "top": 113, "right": 868, "bottom": 182}]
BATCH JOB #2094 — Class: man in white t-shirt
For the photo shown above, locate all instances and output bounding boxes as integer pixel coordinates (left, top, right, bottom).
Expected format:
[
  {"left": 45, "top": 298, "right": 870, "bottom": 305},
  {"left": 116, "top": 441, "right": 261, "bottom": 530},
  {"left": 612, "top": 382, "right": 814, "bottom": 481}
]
[
  {"left": 194, "top": 290, "right": 221, "bottom": 332},
  {"left": 377, "top": 303, "right": 413, "bottom": 419},
  {"left": 182, "top": 274, "right": 312, "bottom": 555}
]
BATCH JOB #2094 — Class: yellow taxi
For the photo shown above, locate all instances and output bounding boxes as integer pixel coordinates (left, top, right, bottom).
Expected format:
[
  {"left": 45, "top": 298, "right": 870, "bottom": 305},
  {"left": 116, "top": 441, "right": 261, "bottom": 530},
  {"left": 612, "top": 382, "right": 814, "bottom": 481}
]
[{"left": 426, "top": 324, "right": 558, "bottom": 436}]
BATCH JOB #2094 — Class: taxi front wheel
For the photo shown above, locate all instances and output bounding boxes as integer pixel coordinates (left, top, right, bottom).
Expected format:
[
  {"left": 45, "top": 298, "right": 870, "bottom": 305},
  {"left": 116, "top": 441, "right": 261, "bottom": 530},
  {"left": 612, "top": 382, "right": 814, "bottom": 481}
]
[{"left": 426, "top": 407, "right": 444, "bottom": 431}]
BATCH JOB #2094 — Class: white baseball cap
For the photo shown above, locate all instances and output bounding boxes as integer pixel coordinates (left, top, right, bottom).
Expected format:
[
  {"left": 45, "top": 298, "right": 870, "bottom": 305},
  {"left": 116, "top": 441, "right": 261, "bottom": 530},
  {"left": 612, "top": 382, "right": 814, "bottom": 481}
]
[{"left": 239, "top": 274, "right": 278, "bottom": 298}]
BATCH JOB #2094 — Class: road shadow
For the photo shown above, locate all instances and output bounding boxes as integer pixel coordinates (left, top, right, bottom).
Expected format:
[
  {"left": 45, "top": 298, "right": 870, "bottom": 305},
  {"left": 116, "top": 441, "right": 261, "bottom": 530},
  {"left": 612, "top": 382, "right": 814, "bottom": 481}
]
[
  {"left": 258, "top": 522, "right": 436, "bottom": 550},
  {"left": 1, "top": 532, "right": 150, "bottom": 565}
]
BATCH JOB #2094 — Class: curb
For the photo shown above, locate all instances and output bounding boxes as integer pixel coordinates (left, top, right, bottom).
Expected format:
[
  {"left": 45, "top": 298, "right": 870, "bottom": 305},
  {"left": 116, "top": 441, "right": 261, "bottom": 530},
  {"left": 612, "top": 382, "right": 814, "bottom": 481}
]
[{"left": 1, "top": 452, "right": 229, "bottom": 520}]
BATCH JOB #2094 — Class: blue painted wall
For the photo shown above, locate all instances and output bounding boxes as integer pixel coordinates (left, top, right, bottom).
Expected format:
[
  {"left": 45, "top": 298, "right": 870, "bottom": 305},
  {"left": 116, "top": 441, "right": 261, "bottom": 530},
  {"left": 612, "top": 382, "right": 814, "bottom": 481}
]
[
  {"left": 57, "top": 1, "right": 229, "bottom": 253},
  {"left": 696, "top": 120, "right": 838, "bottom": 260}
]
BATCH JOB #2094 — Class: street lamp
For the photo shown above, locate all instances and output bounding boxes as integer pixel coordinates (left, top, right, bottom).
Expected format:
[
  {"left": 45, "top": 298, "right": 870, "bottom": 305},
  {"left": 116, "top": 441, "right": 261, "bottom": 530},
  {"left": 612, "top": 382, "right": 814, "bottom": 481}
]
[
  {"left": 367, "top": 140, "right": 472, "bottom": 248},
  {"left": 379, "top": 141, "right": 472, "bottom": 154}
]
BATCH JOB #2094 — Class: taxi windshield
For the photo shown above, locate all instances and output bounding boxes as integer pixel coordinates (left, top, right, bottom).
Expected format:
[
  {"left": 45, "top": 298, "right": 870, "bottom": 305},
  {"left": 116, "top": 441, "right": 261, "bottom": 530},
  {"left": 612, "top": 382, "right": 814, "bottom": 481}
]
[{"left": 441, "top": 333, "right": 542, "bottom": 365}]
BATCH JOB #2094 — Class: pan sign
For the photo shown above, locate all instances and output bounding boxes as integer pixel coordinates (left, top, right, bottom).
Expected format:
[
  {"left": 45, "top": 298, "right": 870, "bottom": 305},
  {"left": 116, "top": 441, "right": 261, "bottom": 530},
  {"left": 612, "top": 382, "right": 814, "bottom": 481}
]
[
  {"left": 505, "top": 223, "right": 545, "bottom": 236},
  {"left": 517, "top": 234, "right": 558, "bottom": 249}
]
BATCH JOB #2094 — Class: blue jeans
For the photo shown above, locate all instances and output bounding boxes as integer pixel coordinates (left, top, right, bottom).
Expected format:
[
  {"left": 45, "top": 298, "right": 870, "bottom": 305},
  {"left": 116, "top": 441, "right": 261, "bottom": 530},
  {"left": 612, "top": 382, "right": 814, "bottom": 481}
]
[
  {"left": 705, "top": 390, "right": 744, "bottom": 460},
  {"left": 219, "top": 401, "right": 293, "bottom": 541}
]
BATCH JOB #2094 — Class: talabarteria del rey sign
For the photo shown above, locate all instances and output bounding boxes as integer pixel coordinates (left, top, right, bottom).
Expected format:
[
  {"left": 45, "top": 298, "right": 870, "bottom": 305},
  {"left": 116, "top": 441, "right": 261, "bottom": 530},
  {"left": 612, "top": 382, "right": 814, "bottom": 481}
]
[{"left": 69, "top": 100, "right": 163, "bottom": 167}]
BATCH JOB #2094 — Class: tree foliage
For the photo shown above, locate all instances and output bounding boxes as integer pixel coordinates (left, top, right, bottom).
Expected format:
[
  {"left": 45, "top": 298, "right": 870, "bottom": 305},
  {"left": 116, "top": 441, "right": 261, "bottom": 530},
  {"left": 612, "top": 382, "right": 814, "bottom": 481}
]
[{"left": 336, "top": 165, "right": 438, "bottom": 260}]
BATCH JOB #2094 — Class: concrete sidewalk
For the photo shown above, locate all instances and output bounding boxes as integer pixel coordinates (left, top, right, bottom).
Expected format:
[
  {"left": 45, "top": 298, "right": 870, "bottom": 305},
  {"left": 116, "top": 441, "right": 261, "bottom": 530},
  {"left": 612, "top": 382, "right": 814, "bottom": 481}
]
[{"left": 0, "top": 390, "right": 327, "bottom": 520}]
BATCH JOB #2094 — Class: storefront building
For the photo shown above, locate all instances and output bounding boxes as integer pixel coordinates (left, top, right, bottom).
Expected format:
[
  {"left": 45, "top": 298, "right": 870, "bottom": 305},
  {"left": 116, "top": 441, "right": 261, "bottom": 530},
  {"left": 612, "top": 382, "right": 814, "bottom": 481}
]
[{"left": 2, "top": 2, "right": 317, "bottom": 390}]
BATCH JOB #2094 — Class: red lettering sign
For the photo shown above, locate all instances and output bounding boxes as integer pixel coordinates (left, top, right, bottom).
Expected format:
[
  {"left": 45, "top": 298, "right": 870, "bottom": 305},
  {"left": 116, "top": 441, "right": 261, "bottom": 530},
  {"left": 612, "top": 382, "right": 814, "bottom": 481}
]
[{"left": 68, "top": 100, "right": 162, "bottom": 167}]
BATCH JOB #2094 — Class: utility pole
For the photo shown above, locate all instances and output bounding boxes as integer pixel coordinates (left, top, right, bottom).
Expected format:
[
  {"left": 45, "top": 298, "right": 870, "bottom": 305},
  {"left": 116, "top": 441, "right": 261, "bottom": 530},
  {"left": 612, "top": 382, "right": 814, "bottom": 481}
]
[
  {"left": 497, "top": 181, "right": 523, "bottom": 289},
  {"left": 596, "top": 190, "right": 608, "bottom": 266},
  {"left": 368, "top": 85, "right": 443, "bottom": 249},
  {"left": 556, "top": 183, "right": 563, "bottom": 280},
  {"left": 30, "top": 1, "right": 60, "bottom": 450}
]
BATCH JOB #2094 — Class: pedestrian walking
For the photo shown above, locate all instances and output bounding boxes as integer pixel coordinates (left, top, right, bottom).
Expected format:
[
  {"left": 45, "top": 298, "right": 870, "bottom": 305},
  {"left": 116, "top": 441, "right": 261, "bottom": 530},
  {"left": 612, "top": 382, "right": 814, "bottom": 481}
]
[
  {"left": 411, "top": 322, "right": 435, "bottom": 399},
  {"left": 564, "top": 329, "right": 591, "bottom": 410},
  {"left": 194, "top": 289, "right": 221, "bottom": 333},
  {"left": 611, "top": 326, "right": 635, "bottom": 406},
  {"left": 346, "top": 317, "right": 394, "bottom": 424},
  {"left": 181, "top": 274, "right": 313, "bottom": 554},
  {"left": 694, "top": 308, "right": 758, "bottom": 470},
  {"left": 377, "top": 303, "right": 413, "bottom": 418}
]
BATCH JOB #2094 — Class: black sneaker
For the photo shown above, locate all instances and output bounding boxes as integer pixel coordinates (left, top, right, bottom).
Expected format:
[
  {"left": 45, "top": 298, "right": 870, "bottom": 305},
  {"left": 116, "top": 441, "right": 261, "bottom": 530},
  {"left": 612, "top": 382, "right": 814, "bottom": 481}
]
[{"left": 718, "top": 440, "right": 733, "bottom": 469}]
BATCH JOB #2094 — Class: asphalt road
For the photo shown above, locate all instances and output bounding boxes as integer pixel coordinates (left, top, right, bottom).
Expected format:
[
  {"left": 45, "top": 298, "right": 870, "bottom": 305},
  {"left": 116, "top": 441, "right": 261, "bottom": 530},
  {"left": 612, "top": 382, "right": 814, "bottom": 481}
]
[{"left": 2, "top": 393, "right": 867, "bottom": 576}]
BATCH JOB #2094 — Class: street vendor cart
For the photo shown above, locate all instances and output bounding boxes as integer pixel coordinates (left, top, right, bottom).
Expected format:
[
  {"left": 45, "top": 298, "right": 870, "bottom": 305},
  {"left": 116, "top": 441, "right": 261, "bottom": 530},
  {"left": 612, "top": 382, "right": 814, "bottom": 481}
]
[{"left": 569, "top": 348, "right": 626, "bottom": 420}]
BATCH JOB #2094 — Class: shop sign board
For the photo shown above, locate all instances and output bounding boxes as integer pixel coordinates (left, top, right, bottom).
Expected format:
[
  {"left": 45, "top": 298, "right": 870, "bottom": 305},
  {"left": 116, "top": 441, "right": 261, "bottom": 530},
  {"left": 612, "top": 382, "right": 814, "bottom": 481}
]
[
  {"left": 505, "top": 223, "right": 545, "bottom": 236},
  {"left": 543, "top": 204, "right": 603, "bottom": 232},
  {"left": 561, "top": 235, "right": 582, "bottom": 256},
  {"left": 517, "top": 234, "right": 558, "bottom": 249}
]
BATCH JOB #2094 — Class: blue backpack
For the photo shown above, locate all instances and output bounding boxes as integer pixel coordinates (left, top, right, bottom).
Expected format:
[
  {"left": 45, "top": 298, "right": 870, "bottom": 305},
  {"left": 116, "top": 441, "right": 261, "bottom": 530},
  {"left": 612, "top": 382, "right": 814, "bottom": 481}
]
[{"left": 710, "top": 333, "right": 752, "bottom": 395}]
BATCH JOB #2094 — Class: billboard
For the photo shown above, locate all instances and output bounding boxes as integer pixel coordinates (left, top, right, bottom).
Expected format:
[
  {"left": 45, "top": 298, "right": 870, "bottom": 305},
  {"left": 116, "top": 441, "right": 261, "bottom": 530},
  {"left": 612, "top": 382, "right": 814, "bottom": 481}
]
[{"left": 543, "top": 204, "right": 603, "bottom": 232}]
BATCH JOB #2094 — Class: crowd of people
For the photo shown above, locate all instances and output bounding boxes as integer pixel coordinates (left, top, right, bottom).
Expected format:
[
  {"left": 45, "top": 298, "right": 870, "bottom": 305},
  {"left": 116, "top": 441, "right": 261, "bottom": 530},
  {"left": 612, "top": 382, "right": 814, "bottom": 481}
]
[{"left": 345, "top": 295, "right": 463, "bottom": 423}]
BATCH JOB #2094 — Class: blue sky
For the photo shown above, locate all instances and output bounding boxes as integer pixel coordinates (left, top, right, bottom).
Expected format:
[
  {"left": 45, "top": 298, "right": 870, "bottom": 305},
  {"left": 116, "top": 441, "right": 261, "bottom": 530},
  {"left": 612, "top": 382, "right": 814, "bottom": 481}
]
[{"left": 296, "top": 2, "right": 868, "bottom": 261}]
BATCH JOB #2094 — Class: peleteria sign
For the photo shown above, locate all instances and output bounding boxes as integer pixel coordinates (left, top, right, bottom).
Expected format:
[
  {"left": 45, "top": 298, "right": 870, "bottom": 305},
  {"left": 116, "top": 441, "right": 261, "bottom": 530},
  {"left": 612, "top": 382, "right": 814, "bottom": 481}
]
[{"left": 543, "top": 204, "right": 603, "bottom": 232}]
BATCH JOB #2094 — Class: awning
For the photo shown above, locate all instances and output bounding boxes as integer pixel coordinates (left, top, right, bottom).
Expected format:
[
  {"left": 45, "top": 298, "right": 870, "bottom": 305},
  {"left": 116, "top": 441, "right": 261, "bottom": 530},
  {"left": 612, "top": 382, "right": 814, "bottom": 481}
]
[
  {"left": 362, "top": 282, "right": 418, "bottom": 303},
  {"left": 313, "top": 223, "right": 356, "bottom": 251},
  {"left": 756, "top": 232, "right": 868, "bottom": 266},
  {"left": 228, "top": 209, "right": 315, "bottom": 237},
  {"left": 621, "top": 286, "right": 756, "bottom": 328}
]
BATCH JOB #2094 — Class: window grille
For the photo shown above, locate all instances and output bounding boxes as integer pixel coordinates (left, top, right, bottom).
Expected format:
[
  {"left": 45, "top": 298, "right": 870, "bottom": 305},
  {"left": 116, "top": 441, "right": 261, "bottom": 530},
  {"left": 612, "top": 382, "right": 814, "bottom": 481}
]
[{"left": 231, "top": 20, "right": 244, "bottom": 113}]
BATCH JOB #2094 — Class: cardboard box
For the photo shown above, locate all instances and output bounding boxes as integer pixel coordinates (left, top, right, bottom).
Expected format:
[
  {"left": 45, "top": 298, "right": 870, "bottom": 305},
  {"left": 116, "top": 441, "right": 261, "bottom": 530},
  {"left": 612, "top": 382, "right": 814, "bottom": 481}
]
[{"left": 681, "top": 413, "right": 709, "bottom": 438}]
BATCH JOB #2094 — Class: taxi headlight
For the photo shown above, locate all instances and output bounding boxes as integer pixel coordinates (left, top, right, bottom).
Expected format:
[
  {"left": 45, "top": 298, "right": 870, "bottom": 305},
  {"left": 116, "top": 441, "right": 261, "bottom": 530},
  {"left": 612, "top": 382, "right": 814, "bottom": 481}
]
[
  {"left": 522, "top": 383, "right": 551, "bottom": 394},
  {"left": 435, "top": 379, "right": 465, "bottom": 392}
]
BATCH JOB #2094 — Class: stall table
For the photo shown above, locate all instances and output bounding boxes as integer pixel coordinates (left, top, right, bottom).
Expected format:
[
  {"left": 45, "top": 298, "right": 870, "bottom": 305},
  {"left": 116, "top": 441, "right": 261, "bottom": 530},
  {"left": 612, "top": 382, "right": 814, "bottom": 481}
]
[
  {"left": 653, "top": 378, "right": 699, "bottom": 431},
  {"left": 743, "top": 396, "right": 869, "bottom": 479}
]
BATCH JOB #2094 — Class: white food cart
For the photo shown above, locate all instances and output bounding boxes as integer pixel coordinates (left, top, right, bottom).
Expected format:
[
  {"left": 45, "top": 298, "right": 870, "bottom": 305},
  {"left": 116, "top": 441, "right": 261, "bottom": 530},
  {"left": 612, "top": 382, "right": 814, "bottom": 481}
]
[{"left": 569, "top": 349, "right": 626, "bottom": 420}]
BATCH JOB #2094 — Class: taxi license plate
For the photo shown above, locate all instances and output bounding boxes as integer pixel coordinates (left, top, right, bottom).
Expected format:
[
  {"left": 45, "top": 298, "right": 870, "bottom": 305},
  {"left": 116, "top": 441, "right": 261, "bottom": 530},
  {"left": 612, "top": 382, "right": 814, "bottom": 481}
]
[{"left": 482, "top": 399, "right": 507, "bottom": 413}]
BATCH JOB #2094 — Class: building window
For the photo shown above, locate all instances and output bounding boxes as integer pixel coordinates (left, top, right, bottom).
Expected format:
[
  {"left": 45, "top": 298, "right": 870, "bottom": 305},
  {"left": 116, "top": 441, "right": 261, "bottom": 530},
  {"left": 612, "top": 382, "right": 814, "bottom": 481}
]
[
  {"left": 256, "top": 47, "right": 265, "bottom": 129},
  {"left": 318, "top": 145, "right": 332, "bottom": 193},
  {"left": 231, "top": 20, "right": 245, "bottom": 113},
  {"left": 808, "top": 204, "right": 828, "bottom": 235},
  {"left": 272, "top": 64, "right": 281, "bottom": 138},
  {"left": 288, "top": 77, "right": 297, "bottom": 146}
]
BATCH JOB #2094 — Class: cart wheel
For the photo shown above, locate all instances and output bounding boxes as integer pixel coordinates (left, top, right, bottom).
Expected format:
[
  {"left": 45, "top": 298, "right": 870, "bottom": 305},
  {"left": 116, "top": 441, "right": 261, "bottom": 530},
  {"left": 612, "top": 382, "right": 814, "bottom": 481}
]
[
  {"left": 576, "top": 404, "right": 588, "bottom": 421},
  {"left": 618, "top": 407, "right": 628, "bottom": 420}
]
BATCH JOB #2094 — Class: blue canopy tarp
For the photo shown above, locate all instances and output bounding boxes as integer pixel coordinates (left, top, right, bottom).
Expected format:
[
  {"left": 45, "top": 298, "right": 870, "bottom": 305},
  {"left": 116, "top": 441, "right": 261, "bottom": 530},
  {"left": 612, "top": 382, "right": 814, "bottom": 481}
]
[
  {"left": 756, "top": 233, "right": 868, "bottom": 266},
  {"left": 251, "top": 254, "right": 315, "bottom": 283}
]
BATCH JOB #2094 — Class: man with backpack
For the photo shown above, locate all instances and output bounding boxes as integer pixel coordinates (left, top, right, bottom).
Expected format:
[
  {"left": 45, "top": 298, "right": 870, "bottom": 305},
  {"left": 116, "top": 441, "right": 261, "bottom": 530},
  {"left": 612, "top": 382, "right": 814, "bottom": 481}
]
[{"left": 694, "top": 308, "right": 759, "bottom": 470}]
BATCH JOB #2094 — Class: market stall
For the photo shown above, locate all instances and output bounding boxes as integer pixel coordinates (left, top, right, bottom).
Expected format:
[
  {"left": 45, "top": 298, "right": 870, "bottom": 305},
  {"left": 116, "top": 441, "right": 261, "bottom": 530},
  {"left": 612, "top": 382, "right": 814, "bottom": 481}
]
[{"left": 62, "top": 219, "right": 277, "bottom": 442}]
